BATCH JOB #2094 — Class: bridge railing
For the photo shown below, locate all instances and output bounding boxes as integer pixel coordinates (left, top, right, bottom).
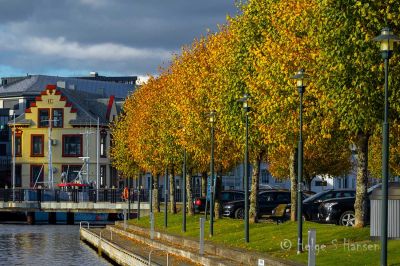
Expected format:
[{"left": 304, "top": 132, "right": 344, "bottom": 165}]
[
  {"left": 0, "top": 188, "right": 131, "bottom": 204},
  {"left": 0, "top": 187, "right": 191, "bottom": 204}
]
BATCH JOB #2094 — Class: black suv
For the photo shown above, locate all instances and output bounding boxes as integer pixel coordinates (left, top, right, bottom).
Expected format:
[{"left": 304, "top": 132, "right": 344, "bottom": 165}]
[{"left": 223, "top": 190, "right": 291, "bottom": 219}]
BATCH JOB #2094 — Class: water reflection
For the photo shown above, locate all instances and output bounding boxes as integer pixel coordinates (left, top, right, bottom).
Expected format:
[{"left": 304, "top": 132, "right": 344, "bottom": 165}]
[{"left": 0, "top": 224, "right": 111, "bottom": 266}]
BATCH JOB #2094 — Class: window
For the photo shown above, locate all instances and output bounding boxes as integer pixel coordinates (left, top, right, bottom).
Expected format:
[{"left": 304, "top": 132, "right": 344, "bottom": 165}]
[
  {"left": 15, "top": 135, "right": 22, "bottom": 156},
  {"left": 63, "top": 135, "right": 82, "bottom": 157},
  {"left": 335, "top": 191, "right": 355, "bottom": 198},
  {"left": 319, "top": 192, "right": 333, "bottom": 201},
  {"left": 276, "top": 192, "right": 290, "bottom": 203},
  {"left": 0, "top": 115, "right": 9, "bottom": 141},
  {"left": 15, "top": 165, "right": 22, "bottom": 187},
  {"left": 61, "top": 165, "right": 82, "bottom": 182},
  {"left": 315, "top": 180, "right": 328, "bottom": 187},
  {"left": 234, "top": 193, "right": 244, "bottom": 200},
  {"left": 31, "top": 135, "right": 44, "bottom": 156},
  {"left": 110, "top": 166, "right": 118, "bottom": 188},
  {"left": 30, "top": 165, "right": 44, "bottom": 187},
  {"left": 52, "top": 109, "right": 63, "bottom": 128},
  {"left": 100, "top": 165, "right": 107, "bottom": 187},
  {"left": 100, "top": 133, "right": 107, "bottom": 157},
  {"left": 259, "top": 192, "right": 275, "bottom": 202},
  {"left": 261, "top": 169, "right": 270, "bottom": 184},
  {"left": 38, "top": 109, "right": 49, "bottom": 127},
  {"left": 0, "top": 144, "right": 6, "bottom": 156}
]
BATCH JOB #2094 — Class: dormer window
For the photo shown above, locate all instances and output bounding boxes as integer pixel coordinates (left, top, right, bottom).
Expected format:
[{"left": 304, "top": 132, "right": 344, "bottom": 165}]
[{"left": 38, "top": 109, "right": 49, "bottom": 127}]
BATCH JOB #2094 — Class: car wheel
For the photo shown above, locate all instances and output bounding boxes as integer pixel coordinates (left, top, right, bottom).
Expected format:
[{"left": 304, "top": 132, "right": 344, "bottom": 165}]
[
  {"left": 235, "top": 208, "right": 244, "bottom": 219},
  {"left": 340, "top": 211, "right": 355, "bottom": 226}
]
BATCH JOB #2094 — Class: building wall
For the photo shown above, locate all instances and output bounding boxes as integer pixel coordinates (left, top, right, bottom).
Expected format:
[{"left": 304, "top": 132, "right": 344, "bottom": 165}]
[{"left": 14, "top": 86, "right": 113, "bottom": 188}]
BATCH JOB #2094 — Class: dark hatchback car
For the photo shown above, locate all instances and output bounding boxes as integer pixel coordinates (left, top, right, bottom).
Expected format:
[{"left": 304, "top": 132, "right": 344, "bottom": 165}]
[
  {"left": 223, "top": 190, "right": 291, "bottom": 219},
  {"left": 318, "top": 197, "right": 358, "bottom": 226},
  {"left": 301, "top": 189, "right": 356, "bottom": 221},
  {"left": 280, "top": 189, "right": 356, "bottom": 221},
  {"left": 193, "top": 190, "right": 245, "bottom": 213},
  {"left": 317, "top": 184, "right": 383, "bottom": 226}
]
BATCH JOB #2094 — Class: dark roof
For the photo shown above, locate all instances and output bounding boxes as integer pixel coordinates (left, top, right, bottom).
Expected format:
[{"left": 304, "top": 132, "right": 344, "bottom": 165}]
[
  {"left": 0, "top": 75, "right": 135, "bottom": 99},
  {"left": 8, "top": 88, "right": 113, "bottom": 127}
]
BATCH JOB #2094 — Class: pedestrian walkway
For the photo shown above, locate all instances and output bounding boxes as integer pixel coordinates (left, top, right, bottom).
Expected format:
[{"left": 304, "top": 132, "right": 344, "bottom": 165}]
[
  {"left": 81, "top": 226, "right": 197, "bottom": 265},
  {"left": 80, "top": 220, "right": 304, "bottom": 266}
]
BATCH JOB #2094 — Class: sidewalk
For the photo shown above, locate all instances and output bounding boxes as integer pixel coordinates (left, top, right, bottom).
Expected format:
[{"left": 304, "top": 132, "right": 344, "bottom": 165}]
[
  {"left": 82, "top": 226, "right": 198, "bottom": 265},
  {"left": 106, "top": 222, "right": 304, "bottom": 266}
]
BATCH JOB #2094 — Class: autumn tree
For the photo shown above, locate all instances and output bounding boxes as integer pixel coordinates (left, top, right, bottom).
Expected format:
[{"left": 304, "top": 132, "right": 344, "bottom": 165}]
[{"left": 315, "top": 0, "right": 400, "bottom": 227}]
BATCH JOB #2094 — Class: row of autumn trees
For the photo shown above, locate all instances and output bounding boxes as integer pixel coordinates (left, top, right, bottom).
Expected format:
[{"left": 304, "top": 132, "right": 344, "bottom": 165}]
[{"left": 111, "top": 0, "right": 400, "bottom": 227}]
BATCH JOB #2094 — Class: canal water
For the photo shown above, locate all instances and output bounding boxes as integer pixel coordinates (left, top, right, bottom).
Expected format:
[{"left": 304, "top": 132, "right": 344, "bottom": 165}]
[{"left": 0, "top": 224, "right": 112, "bottom": 266}]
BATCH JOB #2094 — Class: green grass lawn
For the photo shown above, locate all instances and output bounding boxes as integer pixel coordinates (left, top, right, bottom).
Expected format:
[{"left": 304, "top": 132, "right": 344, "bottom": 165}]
[{"left": 129, "top": 212, "right": 400, "bottom": 266}]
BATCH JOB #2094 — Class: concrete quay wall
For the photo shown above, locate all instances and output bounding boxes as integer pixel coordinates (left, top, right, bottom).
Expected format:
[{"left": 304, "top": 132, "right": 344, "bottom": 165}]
[{"left": 80, "top": 227, "right": 152, "bottom": 266}]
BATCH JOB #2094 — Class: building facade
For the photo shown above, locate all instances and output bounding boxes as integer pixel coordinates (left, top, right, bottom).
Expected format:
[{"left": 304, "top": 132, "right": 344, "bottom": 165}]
[
  {"left": 9, "top": 84, "right": 118, "bottom": 188},
  {"left": 0, "top": 74, "right": 136, "bottom": 187}
]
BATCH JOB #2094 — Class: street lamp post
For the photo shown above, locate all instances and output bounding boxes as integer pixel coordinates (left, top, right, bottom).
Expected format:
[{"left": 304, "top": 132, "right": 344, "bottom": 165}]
[
  {"left": 182, "top": 147, "right": 187, "bottom": 232},
  {"left": 164, "top": 167, "right": 168, "bottom": 227},
  {"left": 209, "top": 110, "right": 216, "bottom": 237},
  {"left": 238, "top": 94, "right": 250, "bottom": 243},
  {"left": 292, "top": 69, "right": 308, "bottom": 254},
  {"left": 11, "top": 111, "right": 16, "bottom": 201},
  {"left": 374, "top": 27, "right": 400, "bottom": 266}
]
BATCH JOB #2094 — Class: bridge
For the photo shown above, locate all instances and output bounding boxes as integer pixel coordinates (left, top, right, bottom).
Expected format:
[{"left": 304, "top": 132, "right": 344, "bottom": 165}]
[{"left": 0, "top": 188, "right": 152, "bottom": 224}]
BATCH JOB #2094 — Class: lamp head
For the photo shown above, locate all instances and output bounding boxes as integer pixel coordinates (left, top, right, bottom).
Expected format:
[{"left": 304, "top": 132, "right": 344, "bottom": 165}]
[
  {"left": 374, "top": 27, "right": 400, "bottom": 59},
  {"left": 238, "top": 93, "right": 250, "bottom": 111},
  {"left": 291, "top": 69, "right": 308, "bottom": 93},
  {"left": 209, "top": 110, "right": 216, "bottom": 123}
]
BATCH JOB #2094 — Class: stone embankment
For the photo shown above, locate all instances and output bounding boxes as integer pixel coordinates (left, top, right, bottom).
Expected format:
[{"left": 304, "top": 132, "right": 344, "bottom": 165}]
[{"left": 80, "top": 222, "right": 304, "bottom": 266}]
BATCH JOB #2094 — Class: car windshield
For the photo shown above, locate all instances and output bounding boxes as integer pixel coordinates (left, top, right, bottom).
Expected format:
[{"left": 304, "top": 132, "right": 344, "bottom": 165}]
[
  {"left": 368, "top": 183, "right": 381, "bottom": 194},
  {"left": 221, "top": 193, "right": 233, "bottom": 201},
  {"left": 303, "top": 191, "right": 328, "bottom": 203}
]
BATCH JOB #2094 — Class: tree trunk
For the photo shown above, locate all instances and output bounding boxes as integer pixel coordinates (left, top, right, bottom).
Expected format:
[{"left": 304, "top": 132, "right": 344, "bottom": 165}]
[
  {"left": 290, "top": 148, "right": 298, "bottom": 221},
  {"left": 186, "top": 170, "right": 194, "bottom": 216},
  {"left": 153, "top": 173, "right": 160, "bottom": 213},
  {"left": 201, "top": 171, "right": 207, "bottom": 197},
  {"left": 169, "top": 166, "right": 177, "bottom": 214},
  {"left": 249, "top": 152, "right": 262, "bottom": 223},
  {"left": 214, "top": 168, "right": 223, "bottom": 219},
  {"left": 354, "top": 132, "right": 369, "bottom": 228}
]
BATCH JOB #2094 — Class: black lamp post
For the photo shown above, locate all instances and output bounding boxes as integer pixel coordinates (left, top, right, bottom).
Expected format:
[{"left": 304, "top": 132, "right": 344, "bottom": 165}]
[
  {"left": 164, "top": 167, "right": 168, "bottom": 227},
  {"left": 149, "top": 174, "right": 153, "bottom": 214},
  {"left": 238, "top": 94, "right": 250, "bottom": 243},
  {"left": 137, "top": 174, "right": 141, "bottom": 220},
  {"left": 209, "top": 110, "right": 216, "bottom": 237},
  {"left": 374, "top": 27, "right": 399, "bottom": 266},
  {"left": 182, "top": 147, "right": 187, "bottom": 232},
  {"left": 291, "top": 69, "right": 308, "bottom": 254}
]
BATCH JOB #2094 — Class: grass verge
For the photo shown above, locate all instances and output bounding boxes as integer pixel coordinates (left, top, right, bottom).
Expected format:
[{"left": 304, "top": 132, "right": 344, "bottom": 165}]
[{"left": 128, "top": 211, "right": 400, "bottom": 266}]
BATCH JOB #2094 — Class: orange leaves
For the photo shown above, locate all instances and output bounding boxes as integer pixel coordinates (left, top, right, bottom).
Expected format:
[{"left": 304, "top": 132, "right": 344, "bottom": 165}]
[{"left": 111, "top": 0, "right": 352, "bottom": 180}]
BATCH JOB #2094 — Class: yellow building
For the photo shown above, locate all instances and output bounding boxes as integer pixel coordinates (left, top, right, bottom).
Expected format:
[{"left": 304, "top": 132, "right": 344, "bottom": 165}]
[{"left": 9, "top": 84, "right": 118, "bottom": 188}]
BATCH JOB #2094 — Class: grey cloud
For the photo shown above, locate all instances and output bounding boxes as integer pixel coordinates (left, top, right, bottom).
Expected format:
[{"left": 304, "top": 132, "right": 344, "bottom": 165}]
[{"left": 0, "top": 0, "right": 238, "bottom": 76}]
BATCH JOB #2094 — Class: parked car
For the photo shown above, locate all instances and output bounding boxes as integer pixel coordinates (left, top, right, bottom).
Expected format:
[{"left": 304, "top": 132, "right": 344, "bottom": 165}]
[
  {"left": 278, "top": 189, "right": 356, "bottom": 221},
  {"left": 193, "top": 190, "right": 245, "bottom": 213},
  {"left": 317, "top": 197, "right": 359, "bottom": 226},
  {"left": 223, "top": 190, "right": 291, "bottom": 219},
  {"left": 317, "top": 184, "right": 382, "bottom": 226}
]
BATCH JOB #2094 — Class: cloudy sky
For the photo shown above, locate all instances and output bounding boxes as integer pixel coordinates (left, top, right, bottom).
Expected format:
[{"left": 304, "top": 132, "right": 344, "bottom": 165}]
[{"left": 0, "top": 0, "right": 239, "bottom": 81}]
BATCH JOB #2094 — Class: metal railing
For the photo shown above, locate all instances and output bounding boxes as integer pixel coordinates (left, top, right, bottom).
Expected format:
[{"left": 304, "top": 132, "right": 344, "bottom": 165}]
[{"left": 0, "top": 187, "right": 194, "bottom": 204}]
